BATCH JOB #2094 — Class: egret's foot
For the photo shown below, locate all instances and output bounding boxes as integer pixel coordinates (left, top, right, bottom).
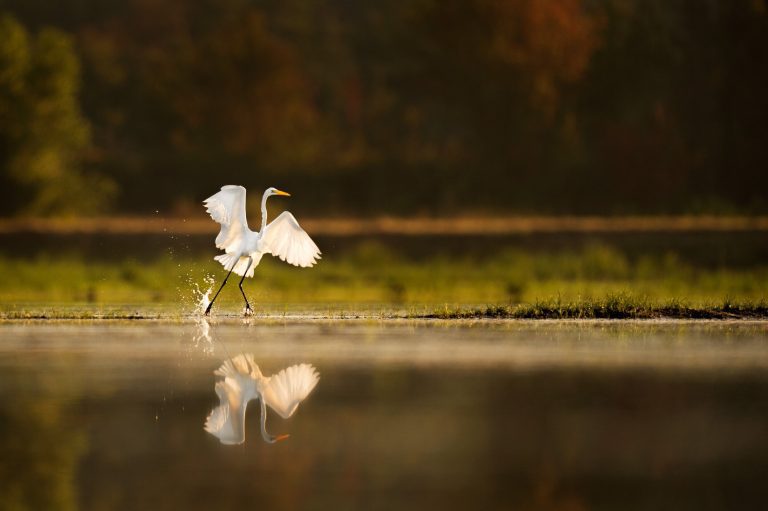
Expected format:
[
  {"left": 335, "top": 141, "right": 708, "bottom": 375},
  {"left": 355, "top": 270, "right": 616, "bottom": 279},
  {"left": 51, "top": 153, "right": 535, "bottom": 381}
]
[
  {"left": 204, "top": 304, "right": 213, "bottom": 316},
  {"left": 244, "top": 305, "right": 253, "bottom": 316}
]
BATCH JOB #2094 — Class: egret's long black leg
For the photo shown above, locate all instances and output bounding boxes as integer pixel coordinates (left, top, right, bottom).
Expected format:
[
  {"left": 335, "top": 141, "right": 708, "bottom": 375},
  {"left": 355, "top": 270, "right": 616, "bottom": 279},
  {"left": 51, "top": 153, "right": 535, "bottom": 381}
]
[
  {"left": 239, "top": 257, "right": 254, "bottom": 315},
  {"left": 205, "top": 265, "right": 235, "bottom": 315}
]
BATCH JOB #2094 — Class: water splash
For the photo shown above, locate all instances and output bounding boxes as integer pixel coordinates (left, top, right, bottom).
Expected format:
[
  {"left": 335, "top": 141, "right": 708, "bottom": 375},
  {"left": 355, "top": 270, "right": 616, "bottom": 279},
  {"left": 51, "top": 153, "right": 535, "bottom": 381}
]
[{"left": 191, "top": 275, "right": 214, "bottom": 315}]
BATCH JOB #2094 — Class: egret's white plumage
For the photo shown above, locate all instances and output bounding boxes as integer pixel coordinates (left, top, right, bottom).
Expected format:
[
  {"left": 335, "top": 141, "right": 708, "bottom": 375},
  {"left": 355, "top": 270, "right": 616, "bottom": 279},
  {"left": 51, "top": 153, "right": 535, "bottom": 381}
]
[
  {"left": 260, "top": 363, "right": 321, "bottom": 419},
  {"left": 204, "top": 185, "right": 320, "bottom": 277},
  {"left": 205, "top": 185, "right": 249, "bottom": 255},
  {"left": 262, "top": 211, "right": 321, "bottom": 268},
  {"left": 202, "top": 185, "right": 321, "bottom": 314},
  {"left": 204, "top": 353, "right": 319, "bottom": 444}
]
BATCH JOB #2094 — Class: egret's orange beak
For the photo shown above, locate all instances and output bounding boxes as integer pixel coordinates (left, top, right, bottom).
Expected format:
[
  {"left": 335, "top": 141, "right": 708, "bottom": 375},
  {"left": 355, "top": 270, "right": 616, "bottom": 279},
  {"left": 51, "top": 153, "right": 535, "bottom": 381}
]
[
  {"left": 274, "top": 434, "right": 290, "bottom": 442},
  {"left": 274, "top": 189, "right": 291, "bottom": 197}
]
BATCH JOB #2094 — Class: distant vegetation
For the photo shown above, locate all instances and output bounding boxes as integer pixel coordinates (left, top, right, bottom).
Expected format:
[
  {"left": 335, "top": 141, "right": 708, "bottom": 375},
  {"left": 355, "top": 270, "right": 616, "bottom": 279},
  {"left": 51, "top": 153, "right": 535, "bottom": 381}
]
[
  {"left": 1, "top": 242, "right": 766, "bottom": 311},
  {"left": 0, "top": 14, "right": 113, "bottom": 215},
  {"left": 0, "top": 1, "right": 767, "bottom": 216}
]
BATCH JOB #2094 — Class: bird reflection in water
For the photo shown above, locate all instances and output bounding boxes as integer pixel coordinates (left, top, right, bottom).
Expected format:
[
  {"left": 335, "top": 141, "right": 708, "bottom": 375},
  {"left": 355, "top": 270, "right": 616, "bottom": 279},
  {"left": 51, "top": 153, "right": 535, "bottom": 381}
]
[
  {"left": 192, "top": 317, "right": 214, "bottom": 354},
  {"left": 204, "top": 353, "right": 319, "bottom": 444}
]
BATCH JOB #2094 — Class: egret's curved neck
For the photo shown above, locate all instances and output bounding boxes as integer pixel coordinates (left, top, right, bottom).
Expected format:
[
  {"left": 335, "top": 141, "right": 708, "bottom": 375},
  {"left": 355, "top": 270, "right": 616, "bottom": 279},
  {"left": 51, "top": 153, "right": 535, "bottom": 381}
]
[
  {"left": 260, "top": 191, "right": 270, "bottom": 233},
  {"left": 259, "top": 397, "right": 275, "bottom": 443}
]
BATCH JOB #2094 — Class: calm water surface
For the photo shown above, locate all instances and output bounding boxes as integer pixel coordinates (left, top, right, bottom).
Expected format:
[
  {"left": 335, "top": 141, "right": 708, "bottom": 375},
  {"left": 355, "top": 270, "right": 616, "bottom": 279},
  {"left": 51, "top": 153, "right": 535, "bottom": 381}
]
[{"left": 0, "top": 320, "right": 766, "bottom": 510}]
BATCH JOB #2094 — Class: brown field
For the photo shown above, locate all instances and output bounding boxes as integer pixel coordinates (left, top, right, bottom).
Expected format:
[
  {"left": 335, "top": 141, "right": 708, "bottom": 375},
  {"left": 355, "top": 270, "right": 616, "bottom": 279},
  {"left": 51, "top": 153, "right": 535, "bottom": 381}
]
[{"left": 2, "top": 215, "right": 768, "bottom": 236}]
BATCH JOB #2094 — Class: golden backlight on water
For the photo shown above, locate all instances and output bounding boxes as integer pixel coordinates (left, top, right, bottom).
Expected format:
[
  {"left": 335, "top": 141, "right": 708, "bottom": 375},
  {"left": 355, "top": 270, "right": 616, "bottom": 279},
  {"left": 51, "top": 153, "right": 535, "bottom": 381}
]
[{"left": 0, "top": 321, "right": 766, "bottom": 510}]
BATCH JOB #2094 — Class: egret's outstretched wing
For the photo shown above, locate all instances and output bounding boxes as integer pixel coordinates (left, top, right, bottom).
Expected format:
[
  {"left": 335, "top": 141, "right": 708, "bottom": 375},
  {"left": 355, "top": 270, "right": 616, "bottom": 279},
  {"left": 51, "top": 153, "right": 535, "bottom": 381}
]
[
  {"left": 204, "top": 185, "right": 249, "bottom": 256},
  {"left": 262, "top": 211, "right": 321, "bottom": 268},
  {"left": 205, "top": 354, "right": 259, "bottom": 445},
  {"left": 204, "top": 379, "right": 249, "bottom": 444},
  {"left": 261, "top": 363, "right": 320, "bottom": 419}
]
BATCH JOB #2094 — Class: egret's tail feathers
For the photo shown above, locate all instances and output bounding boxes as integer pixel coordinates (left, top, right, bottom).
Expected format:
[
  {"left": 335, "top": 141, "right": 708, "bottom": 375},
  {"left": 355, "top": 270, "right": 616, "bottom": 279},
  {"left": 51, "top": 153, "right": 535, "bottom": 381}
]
[
  {"left": 214, "top": 253, "right": 238, "bottom": 271},
  {"left": 214, "top": 353, "right": 262, "bottom": 380},
  {"left": 232, "top": 257, "right": 256, "bottom": 277},
  {"left": 213, "top": 254, "right": 257, "bottom": 277}
]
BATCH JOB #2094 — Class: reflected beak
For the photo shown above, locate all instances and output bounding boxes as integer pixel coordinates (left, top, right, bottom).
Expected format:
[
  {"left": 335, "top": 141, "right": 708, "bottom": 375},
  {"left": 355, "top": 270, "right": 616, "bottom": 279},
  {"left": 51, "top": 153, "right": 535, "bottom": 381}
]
[
  {"left": 274, "top": 189, "right": 291, "bottom": 197},
  {"left": 274, "top": 434, "right": 290, "bottom": 442}
]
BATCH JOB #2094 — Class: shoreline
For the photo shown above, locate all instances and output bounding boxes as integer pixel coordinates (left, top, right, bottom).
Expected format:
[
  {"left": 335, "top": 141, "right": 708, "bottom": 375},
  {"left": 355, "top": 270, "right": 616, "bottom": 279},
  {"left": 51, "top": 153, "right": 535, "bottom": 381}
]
[{"left": 2, "top": 310, "right": 767, "bottom": 323}]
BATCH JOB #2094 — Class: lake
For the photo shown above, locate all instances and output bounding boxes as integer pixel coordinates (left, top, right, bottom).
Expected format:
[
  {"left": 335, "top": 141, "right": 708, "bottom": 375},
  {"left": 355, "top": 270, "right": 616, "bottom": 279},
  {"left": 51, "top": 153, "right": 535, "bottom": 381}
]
[{"left": 0, "top": 320, "right": 766, "bottom": 510}]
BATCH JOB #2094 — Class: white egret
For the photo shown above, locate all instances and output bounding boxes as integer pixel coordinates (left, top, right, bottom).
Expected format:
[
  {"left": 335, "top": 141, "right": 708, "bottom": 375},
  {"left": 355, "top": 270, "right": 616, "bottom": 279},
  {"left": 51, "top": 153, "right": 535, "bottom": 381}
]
[
  {"left": 203, "top": 185, "right": 321, "bottom": 315},
  {"left": 204, "top": 353, "right": 320, "bottom": 444}
]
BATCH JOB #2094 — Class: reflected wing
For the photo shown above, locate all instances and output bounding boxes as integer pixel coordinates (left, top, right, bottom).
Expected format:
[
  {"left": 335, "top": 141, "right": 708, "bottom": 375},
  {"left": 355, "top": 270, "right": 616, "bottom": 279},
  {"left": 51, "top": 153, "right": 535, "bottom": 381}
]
[
  {"left": 205, "top": 354, "right": 260, "bottom": 445},
  {"left": 204, "top": 379, "right": 249, "bottom": 445},
  {"left": 262, "top": 211, "right": 321, "bottom": 267},
  {"left": 204, "top": 185, "right": 249, "bottom": 254},
  {"left": 261, "top": 363, "right": 320, "bottom": 419}
]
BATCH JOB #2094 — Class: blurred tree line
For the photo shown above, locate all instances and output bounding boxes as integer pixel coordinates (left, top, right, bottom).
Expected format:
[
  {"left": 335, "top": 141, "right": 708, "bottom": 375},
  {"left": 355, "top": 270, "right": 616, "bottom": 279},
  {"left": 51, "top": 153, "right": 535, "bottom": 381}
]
[{"left": 0, "top": 0, "right": 766, "bottom": 216}]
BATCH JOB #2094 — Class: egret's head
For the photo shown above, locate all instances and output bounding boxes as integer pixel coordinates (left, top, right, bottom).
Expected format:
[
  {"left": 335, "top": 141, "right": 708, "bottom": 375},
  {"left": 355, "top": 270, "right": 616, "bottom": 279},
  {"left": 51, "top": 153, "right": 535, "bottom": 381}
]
[{"left": 266, "top": 187, "right": 291, "bottom": 198}]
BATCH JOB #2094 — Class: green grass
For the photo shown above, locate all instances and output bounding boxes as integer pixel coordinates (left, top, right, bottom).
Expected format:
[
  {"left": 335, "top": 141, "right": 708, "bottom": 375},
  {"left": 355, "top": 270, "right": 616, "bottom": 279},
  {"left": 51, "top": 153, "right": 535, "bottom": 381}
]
[
  {"left": 424, "top": 295, "right": 768, "bottom": 320},
  {"left": 0, "top": 242, "right": 766, "bottom": 315},
  {"left": 2, "top": 297, "right": 767, "bottom": 321}
]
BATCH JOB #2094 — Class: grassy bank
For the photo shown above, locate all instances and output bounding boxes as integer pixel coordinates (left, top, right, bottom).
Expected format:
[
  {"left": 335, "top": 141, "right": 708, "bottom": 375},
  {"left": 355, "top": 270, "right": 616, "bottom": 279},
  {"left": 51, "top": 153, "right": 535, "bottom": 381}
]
[
  {"left": 0, "top": 242, "right": 766, "bottom": 308},
  {"left": 424, "top": 296, "right": 768, "bottom": 320},
  {"left": 2, "top": 297, "right": 767, "bottom": 321}
]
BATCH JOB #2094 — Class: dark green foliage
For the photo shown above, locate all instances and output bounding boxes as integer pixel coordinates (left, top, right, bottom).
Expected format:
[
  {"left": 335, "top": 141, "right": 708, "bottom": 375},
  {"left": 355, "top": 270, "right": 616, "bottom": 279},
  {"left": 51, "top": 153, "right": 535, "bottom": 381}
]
[
  {"left": 0, "top": 14, "right": 113, "bottom": 215},
  {"left": 1, "top": 1, "right": 768, "bottom": 216}
]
